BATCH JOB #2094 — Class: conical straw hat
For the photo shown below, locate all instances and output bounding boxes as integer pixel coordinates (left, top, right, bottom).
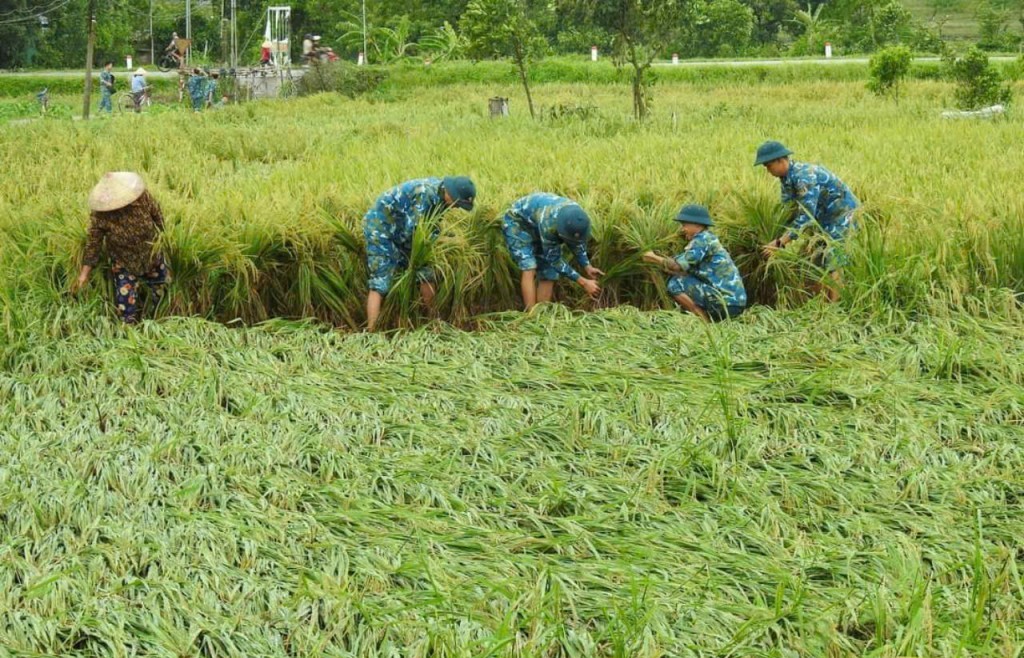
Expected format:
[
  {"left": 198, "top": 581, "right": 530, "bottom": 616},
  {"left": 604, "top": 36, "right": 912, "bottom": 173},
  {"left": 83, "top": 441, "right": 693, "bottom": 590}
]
[
  {"left": 134, "top": 67, "right": 147, "bottom": 76},
  {"left": 88, "top": 172, "right": 146, "bottom": 212}
]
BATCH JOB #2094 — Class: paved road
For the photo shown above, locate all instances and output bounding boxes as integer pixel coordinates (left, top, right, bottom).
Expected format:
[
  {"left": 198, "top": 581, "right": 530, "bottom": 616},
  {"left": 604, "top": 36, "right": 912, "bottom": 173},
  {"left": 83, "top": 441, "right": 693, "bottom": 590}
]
[
  {"left": 0, "top": 67, "right": 297, "bottom": 78},
  {"left": 3, "top": 56, "right": 1018, "bottom": 78},
  {"left": 652, "top": 56, "right": 1018, "bottom": 67},
  {"left": 2, "top": 69, "right": 179, "bottom": 78}
]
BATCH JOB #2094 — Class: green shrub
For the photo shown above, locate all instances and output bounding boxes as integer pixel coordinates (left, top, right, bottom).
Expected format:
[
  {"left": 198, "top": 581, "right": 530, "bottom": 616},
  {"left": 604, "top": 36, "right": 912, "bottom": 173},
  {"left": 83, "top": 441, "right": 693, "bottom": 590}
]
[
  {"left": 0, "top": 100, "right": 38, "bottom": 122},
  {"left": 1005, "top": 54, "right": 1024, "bottom": 83},
  {"left": 868, "top": 45, "right": 912, "bottom": 101},
  {"left": 944, "top": 46, "right": 1012, "bottom": 110},
  {"left": 295, "top": 62, "right": 390, "bottom": 98}
]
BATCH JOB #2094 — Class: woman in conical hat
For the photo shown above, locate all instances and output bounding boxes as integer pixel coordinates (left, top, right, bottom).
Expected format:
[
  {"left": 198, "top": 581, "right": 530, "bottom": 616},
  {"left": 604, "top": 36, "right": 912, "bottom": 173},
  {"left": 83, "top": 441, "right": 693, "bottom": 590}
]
[
  {"left": 130, "top": 68, "right": 148, "bottom": 112},
  {"left": 71, "top": 172, "right": 170, "bottom": 324}
]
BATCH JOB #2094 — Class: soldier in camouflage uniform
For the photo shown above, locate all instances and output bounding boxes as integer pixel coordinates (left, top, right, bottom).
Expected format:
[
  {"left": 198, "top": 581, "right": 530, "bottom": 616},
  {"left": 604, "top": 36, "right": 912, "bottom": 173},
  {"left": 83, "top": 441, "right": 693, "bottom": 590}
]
[
  {"left": 501, "top": 193, "right": 604, "bottom": 309},
  {"left": 72, "top": 172, "right": 170, "bottom": 324},
  {"left": 205, "top": 71, "right": 220, "bottom": 108},
  {"left": 187, "top": 69, "right": 207, "bottom": 111},
  {"left": 643, "top": 204, "right": 747, "bottom": 322},
  {"left": 755, "top": 140, "right": 860, "bottom": 302},
  {"left": 98, "top": 61, "right": 115, "bottom": 114},
  {"left": 363, "top": 176, "right": 476, "bottom": 331}
]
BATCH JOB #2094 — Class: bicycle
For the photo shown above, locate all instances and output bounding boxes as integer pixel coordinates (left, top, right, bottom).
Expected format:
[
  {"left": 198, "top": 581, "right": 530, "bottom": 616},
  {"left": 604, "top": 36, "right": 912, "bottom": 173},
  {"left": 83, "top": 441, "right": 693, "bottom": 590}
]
[
  {"left": 118, "top": 85, "right": 152, "bottom": 114},
  {"left": 157, "top": 38, "right": 191, "bottom": 72}
]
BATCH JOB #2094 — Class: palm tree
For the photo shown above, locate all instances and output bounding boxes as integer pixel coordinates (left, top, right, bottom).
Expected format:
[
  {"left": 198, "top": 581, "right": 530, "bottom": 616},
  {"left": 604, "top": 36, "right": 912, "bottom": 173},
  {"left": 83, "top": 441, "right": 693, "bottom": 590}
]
[{"left": 790, "top": 3, "right": 829, "bottom": 53}]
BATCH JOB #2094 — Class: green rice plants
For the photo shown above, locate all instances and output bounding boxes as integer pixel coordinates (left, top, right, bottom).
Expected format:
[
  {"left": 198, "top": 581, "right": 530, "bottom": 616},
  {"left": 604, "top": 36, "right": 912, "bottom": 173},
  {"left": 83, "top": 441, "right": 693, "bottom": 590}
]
[
  {"left": 0, "top": 77, "right": 1021, "bottom": 329},
  {"left": 717, "top": 192, "right": 794, "bottom": 307}
]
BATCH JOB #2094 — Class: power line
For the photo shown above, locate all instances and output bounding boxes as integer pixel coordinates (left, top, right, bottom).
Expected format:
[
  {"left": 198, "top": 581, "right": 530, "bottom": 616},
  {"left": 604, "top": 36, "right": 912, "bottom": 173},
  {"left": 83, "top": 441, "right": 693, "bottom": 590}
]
[
  {"left": 0, "top": 0, "right": 70, "bottom": 20},
  {"left": 0, "top": 0, "right": 73, "bottom": 26}
]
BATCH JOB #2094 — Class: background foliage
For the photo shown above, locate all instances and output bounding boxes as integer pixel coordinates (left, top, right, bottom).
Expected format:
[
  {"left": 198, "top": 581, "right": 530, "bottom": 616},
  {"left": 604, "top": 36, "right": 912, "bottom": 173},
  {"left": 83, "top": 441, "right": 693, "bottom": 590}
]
[{"left": 2, "top": 0, "right": 1023, "bottom": 69}]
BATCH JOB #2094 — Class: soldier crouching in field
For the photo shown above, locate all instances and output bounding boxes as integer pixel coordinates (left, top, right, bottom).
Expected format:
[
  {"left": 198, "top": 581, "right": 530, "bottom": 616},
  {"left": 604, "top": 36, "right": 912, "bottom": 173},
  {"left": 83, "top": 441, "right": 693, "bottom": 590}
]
[
  {"left": 755, "top": 140, "right": 860, "bottom": 303},
  {"left": 643, "top": 204, "right": 747, "bottom": 322},
  {"left": 363, "top": 176, "right": 476, "bottom": 331}
]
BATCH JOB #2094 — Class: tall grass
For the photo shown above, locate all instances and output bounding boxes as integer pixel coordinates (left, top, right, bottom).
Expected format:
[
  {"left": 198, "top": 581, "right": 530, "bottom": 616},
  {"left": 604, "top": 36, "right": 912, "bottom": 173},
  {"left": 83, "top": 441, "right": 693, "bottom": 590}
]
[{"left": 0, "top": 80, "right": 1022, "bottom": 333}]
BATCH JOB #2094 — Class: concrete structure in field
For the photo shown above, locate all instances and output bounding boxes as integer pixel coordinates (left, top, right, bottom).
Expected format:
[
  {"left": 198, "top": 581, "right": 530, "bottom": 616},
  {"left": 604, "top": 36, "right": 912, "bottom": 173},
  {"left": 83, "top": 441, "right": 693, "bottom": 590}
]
[{"left": 235, "top": 67, "right": 303, "bottom": 100}]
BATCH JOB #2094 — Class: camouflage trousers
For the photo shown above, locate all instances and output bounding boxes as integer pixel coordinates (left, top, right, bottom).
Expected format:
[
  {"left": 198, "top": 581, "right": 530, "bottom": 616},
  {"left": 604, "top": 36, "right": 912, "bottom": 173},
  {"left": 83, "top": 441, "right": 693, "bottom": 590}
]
[
  {"left": 501, "top": 214, "right": 561, "bottom": 281},
  {"left": 363, "top": 208, "right": 433, "bottom": 295},
  {"left": 667, "top": 274, "right": 745, "bottom": 322},
  {"left": 810, "top": 211, "right": 857, "bottom": 272}
]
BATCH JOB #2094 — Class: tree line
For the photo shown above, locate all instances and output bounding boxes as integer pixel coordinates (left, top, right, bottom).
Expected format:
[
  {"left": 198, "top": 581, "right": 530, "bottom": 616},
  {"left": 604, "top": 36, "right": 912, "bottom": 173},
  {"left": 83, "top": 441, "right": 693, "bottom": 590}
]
[{"left": 2, "top": 0, "right": 1022, "bottom": 71}]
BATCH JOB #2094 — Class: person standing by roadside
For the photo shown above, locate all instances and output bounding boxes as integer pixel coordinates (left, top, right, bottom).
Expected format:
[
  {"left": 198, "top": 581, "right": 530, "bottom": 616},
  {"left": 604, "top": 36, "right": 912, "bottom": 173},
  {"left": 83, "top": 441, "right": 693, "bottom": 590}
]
[
  {"left": 98, "top": 61, "right": 115, "bottom": 114},
  {"left": 205, "top": 71, "right": 220, "bottom": 108},
  {"left": 302, "top": 34, "right": 314, "bottom": 63},
  {"left": 130, "top": 67, "right": 147, "bottom": 112},
  {"left": 187, "top": 68, "right": 207, "bottom": 111}
]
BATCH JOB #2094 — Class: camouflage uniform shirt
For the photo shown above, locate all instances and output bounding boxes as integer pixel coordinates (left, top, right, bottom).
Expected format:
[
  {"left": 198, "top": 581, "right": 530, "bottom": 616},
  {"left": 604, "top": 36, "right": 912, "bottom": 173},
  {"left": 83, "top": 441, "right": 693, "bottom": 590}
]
[
  {"left": 363, "top": 178, "right": 446, "bottom": 294},
  {"left": 100, "top": 71, "right": 114, "bottom": 96},
  {"left": 502, "top": 193, "right": 591, "bottom": 282},
  {"left": 780, "top": 161, "right": 859, "bottom": 241},
  {"left": 672, "top": 229, "right": 747, "bottom": 309}
]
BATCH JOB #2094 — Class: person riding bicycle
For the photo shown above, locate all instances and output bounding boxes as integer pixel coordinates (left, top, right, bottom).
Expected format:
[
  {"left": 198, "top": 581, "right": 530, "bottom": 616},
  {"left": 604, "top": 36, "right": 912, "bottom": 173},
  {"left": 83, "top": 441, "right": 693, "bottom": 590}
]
[{"left": 165, "top": 32, "right": 183, "bottom": 67}]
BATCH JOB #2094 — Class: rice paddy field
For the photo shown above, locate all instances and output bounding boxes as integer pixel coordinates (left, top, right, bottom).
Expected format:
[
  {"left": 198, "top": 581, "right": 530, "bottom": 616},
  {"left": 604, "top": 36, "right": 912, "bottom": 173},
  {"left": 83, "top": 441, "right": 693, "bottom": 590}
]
[{"left": 1, "top": 73, "right": 1023, "bottom": 656}]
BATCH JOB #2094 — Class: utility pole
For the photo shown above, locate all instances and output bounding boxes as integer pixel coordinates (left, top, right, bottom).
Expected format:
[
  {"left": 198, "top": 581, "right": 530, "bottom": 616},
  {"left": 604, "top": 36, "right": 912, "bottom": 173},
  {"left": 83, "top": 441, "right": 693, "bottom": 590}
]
[
  {"left": 82, "top": 0, "right": 97, "bottom": 119},
  {"left": 149, "top": 0, "right": 154, "bottom": 64},
  {"left": 230, "top": 0, "right": 237, "bottom": 68},
  {"left": 362, "top": 0, "right": 368, "bottom": 64},
  {"left": 186, "top": 0, "right": 192, "bottom": 66}
]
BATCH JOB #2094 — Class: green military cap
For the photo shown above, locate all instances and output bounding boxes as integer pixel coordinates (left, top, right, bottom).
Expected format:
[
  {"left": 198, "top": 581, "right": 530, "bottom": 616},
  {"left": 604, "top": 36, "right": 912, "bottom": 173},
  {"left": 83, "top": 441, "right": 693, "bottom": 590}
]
[
  {"left": 753, "top": 140, "right": 793, "bottom": 166},
  {"left": 555, "top": 204, "right": 591, "bottom": 244},
  {"left": 673, "top": 204, "right": 714, "bottom": 226},
  {"left": 442, "top": 176, "right": 476, "bottom": 210}
]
